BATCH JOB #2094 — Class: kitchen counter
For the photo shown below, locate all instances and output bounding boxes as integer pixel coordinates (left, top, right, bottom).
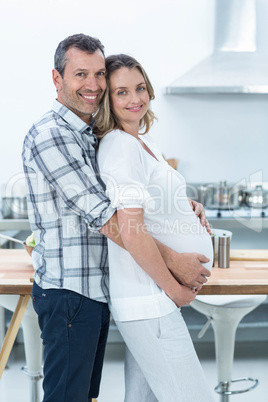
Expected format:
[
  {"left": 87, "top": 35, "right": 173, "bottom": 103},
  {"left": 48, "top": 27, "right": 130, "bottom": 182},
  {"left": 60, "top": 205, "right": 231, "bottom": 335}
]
[
  {"left": 0, "top": 249, "right": 268, "bottom": 296},
  {"left": 199, "top": 259, "right": 268, "bottom": 295},
  {"left": 1, "top": 250, "right": 268, "bottom": 348},
  {"left": 208, "top": 216, "right": 268, "bottom": 230},
  {"left": 0, "top": 215, "right": 267, "bottom": 233},
  {"left": 0, "top": 218, "right": 30, "bottom": 232},
  {"left": 0, "top": 250, "right": 33, "bottom": 295},
  {"left": 0, "top": 250, "right": 33, "bottom": 378}
]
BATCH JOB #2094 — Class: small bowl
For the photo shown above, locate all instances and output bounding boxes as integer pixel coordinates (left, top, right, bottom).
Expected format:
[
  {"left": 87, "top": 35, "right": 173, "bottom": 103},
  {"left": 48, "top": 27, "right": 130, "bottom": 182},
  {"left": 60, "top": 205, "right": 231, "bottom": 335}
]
[{"left": 23, "top": 242, "right": 34, "bottom": 256}]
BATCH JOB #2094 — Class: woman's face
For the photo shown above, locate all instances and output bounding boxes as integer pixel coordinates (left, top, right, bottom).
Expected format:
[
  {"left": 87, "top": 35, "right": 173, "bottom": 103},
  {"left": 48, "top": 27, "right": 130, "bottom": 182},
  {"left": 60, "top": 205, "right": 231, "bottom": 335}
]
[{"left": 109, "top": 67, "right": 150, "bottom": 134}]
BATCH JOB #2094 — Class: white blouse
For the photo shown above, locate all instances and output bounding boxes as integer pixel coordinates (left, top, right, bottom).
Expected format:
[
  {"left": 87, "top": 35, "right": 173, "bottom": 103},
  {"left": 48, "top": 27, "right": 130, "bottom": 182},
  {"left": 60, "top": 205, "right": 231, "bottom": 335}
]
[{"left": 97, "top": 130, "right": 213, "bottom": 322}]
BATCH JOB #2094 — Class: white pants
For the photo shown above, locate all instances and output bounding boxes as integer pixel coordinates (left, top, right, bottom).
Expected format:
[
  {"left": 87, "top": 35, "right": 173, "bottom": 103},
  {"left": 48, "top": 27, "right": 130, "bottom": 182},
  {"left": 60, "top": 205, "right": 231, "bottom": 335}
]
[{"left": 116, "top": 309, "right": 215, "bottom": 402}]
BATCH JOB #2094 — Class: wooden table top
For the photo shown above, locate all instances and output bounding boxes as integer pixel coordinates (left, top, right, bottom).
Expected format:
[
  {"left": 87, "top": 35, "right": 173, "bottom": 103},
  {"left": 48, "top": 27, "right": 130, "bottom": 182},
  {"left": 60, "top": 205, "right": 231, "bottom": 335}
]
[
  {"left": 0, "top": 249, "right": 268, "bottom": 296},
  {"left": 0, "top": 249, "right": 33, "bottom": 295},
  {"left": 199, "top": 260, "right": 268, "bottom": 295}
]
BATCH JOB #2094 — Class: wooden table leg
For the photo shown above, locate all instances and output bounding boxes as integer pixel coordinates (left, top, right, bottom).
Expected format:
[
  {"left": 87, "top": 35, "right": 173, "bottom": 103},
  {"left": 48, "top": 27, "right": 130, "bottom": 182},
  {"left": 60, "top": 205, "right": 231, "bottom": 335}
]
[{"left": 0, "top": 295, "right": 30, "bottom": 379}]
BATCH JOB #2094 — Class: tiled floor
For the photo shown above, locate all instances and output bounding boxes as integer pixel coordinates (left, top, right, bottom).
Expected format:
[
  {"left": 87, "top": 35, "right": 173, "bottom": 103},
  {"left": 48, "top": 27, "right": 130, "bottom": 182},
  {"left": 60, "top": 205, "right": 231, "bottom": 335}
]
[{"left": 0, "top": 341, "right": 267, "bottom": 402}]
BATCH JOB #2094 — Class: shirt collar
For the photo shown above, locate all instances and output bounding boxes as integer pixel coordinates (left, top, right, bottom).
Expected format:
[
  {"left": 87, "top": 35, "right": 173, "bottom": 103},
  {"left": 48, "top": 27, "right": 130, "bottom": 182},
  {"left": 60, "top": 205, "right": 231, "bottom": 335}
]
[{"left": 52, "top": 99, "right": 94, "bottom": 135}]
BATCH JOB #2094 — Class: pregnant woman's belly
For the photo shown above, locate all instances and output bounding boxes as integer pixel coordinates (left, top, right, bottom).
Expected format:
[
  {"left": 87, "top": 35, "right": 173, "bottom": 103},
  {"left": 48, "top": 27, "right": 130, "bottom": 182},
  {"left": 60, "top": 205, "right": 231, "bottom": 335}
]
[
  {"left": 171, "top": 232, "right": 213, "bottom": 271},
  {"left": 146, "top": 215, "right": 214, "bottom": 272}
]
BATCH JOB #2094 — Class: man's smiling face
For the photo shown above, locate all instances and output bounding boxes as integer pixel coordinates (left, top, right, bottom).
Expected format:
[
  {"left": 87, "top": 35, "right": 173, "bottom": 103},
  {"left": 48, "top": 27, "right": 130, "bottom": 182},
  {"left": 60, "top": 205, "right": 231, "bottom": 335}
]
[{"left": 53, "top": 47, "right": 106, "bottom": 124}]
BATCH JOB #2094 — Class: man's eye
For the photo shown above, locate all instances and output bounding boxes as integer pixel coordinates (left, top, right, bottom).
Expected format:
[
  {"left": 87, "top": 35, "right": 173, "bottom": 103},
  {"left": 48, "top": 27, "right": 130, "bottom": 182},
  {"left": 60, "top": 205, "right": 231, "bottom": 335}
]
[
  {"left": 97, "top": 71, "right": 105, "bottom": 76},
  {"left": 77, "top": 73, "right": 85, "bottom": 77}
]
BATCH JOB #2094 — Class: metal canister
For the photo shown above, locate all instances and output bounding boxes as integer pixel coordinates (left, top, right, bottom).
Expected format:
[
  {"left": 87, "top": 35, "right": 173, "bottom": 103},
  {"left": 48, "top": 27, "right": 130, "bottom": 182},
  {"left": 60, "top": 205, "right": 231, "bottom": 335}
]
[{"left": 218, "top": 235, "right": 230, "bottom": 268}]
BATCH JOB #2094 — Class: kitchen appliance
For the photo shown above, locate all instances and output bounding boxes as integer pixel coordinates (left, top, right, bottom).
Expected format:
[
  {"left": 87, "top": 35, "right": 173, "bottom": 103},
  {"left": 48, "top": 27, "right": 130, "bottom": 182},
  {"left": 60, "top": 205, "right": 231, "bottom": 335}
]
[
  {"left": 205, "top": 181, "right": 244, "bottom": 210},
  {"left": 1, "top": 196, "right": 28, "bottom": 219},
  {"left": 1, "top": 174, "right": 28, "bottom": 219},
  {"left": 197, "top": 185, "right": 208, "bottom": 206},
  {"left": 165, "top": 0, "right": 268, "bottom": 94},
  {"left": 188, "top": 182, "right": 268, "bottom": 219},
  {"left": 243, "top": 185, "right": 268, "bottom": 208}
]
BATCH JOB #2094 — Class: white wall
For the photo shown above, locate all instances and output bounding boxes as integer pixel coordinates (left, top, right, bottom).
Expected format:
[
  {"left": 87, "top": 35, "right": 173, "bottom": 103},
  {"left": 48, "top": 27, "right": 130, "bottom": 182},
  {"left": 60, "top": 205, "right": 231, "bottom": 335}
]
[{"left": 0, "top": 0, "right": 267, "bottom": 196}]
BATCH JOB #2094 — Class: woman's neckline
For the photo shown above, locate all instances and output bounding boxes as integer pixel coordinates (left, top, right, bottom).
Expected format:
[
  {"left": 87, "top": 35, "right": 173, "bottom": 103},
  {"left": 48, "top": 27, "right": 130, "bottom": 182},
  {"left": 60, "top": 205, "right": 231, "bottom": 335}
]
[
  {"left": 137, "top": 137, "right": 159, "bottom": 162},
  {"left": 118, "top": 129, "right": 160, "bottom": 162}
]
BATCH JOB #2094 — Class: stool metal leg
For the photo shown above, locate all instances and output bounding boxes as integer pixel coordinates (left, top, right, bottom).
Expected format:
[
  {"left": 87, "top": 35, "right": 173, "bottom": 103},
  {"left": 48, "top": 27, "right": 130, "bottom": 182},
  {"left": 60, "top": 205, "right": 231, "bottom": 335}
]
[
  {"left": 215, "top": 377, "right": 258, "bottom": 402},
  {"left": 219, "top": 382, "right": 230, "bottom": 402},
  {"left": 20, "top": 298, "right": 43, "bottom": 402},
  {"left": 21, "top": 366, "right": 43, "bottom": 402}
]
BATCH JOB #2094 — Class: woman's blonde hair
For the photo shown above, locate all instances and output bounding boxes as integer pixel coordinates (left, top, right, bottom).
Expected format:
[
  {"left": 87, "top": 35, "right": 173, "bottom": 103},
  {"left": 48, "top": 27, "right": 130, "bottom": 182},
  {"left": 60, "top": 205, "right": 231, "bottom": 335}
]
[{"left": 94, "top": 54, "right": 157, "bottom": 138}]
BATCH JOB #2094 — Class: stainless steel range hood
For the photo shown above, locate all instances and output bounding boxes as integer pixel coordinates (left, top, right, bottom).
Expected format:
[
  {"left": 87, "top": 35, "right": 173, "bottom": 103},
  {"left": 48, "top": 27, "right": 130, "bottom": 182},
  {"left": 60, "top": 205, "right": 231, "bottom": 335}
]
[{"left": 165, "top": 0, "right": 268, "bottom": 94}]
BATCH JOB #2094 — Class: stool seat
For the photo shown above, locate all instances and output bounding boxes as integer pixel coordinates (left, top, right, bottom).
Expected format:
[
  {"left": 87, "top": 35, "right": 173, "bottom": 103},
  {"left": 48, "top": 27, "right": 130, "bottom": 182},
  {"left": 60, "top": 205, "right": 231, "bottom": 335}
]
[{"left": 195, "top": 294, "right": 267, "bottom": 307}]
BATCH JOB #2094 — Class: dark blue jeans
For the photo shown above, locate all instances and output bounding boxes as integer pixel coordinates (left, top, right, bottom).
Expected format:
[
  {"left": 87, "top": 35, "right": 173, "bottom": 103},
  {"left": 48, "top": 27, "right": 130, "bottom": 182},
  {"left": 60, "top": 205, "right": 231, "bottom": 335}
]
[{"left": 32, "top": 281, "right": 110, "bottom": 402}]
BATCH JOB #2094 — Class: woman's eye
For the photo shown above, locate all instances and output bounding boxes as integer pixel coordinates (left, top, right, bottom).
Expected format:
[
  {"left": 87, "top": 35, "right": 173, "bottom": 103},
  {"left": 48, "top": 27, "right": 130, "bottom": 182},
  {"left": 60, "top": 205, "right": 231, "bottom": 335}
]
[
  {"left": 138, "top": 86, "right": 146, "bottom": 92},
  {"left": 118, "top": 91, "right": 126, "bottom": 95}
]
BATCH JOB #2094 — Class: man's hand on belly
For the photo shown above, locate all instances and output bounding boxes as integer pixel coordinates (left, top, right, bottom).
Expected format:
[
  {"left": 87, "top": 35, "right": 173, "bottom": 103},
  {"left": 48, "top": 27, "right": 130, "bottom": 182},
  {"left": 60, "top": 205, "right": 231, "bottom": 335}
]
[
  {"left": 153, "top": 240, "right": 211, "bottom": 288},
  {"left": 168, "top": 252, "right": 211, "bottom": 288}
]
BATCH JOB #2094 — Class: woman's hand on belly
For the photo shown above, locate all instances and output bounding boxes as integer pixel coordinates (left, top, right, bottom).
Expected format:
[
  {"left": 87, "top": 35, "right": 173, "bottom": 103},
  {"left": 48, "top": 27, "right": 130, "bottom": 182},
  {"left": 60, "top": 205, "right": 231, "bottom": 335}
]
[
  {"left": 167, "top": 283, "right": 199, "bottom": 307},
  {"left": 188, "top": 199, "right": 212, "bottom": 235}
]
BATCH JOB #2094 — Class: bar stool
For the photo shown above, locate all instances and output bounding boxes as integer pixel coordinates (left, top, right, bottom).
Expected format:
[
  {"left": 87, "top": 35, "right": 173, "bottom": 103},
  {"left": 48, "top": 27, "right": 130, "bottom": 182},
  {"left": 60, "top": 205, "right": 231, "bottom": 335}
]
[
  {"left": 191, "top": 294, "right": 267, "bottom": 401},
  {"left": 0, "top": 295, "right": 43, "bottom": 402}
]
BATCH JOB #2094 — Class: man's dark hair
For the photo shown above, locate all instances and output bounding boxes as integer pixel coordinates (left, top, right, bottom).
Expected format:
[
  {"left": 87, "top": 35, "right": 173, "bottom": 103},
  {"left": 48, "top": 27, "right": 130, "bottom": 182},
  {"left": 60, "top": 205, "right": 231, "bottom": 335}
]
[{"left": 54, "top": 33, "right": 105, "bottom": 77}]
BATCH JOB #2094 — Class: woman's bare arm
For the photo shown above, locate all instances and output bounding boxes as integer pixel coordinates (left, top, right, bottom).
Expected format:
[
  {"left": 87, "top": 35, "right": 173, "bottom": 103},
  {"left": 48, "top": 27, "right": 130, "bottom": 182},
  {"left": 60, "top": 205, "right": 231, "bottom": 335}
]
[
  {"left": 101, "top": 208, "right": 197, "bottom": 307},
  {"left": 100, "top": 212, "right": 210, "bottom": 288}
]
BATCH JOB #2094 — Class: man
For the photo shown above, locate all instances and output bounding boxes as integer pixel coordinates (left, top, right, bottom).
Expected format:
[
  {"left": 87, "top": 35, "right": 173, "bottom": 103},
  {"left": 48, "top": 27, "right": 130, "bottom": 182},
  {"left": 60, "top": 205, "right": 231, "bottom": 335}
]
[{"left": 22, "top": 33, "right": 211, "bottom": 402}]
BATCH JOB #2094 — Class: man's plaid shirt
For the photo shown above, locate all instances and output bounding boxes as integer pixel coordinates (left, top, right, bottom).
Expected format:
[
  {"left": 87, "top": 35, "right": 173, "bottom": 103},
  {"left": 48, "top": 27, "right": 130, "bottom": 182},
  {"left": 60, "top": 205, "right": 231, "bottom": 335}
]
[{"left": 22, "top": 100, "right": 115, "bottom": 302}]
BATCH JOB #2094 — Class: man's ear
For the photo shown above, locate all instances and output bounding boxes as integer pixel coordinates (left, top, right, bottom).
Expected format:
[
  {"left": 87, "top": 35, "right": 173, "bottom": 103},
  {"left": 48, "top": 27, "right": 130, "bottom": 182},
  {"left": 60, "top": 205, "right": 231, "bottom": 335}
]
[{"left": 52, "top": 69, "right": 62, "bottom": 91}]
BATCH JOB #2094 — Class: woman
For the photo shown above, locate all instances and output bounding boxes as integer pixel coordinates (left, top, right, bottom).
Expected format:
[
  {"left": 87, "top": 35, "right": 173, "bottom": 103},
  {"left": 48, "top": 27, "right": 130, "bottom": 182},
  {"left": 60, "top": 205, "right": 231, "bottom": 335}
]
[{"left": 96, "top": 54, "right": 214, "bottom": 402}]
